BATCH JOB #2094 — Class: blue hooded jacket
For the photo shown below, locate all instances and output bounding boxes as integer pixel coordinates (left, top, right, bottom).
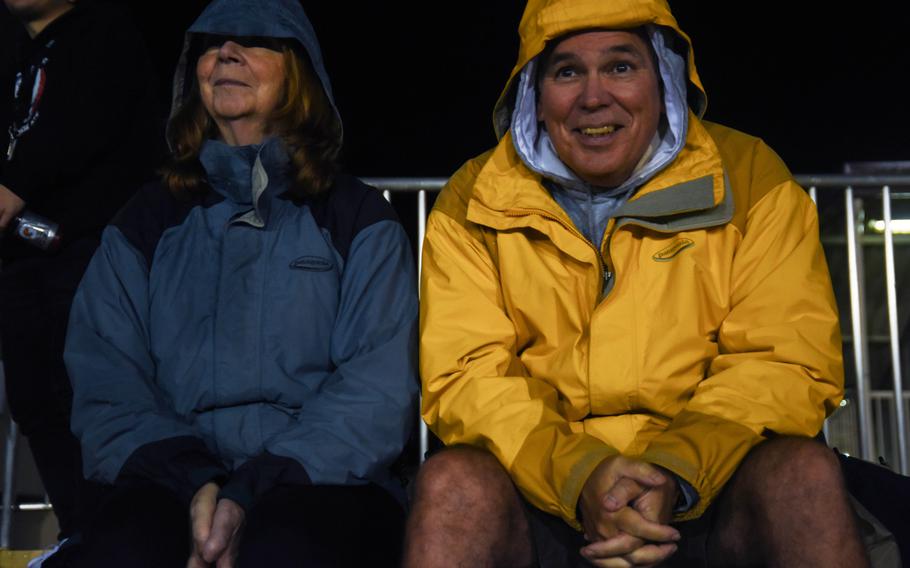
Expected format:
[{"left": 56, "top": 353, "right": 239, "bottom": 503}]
[{"left": 65, "top": 0, "right": 418, "bottom": 510}]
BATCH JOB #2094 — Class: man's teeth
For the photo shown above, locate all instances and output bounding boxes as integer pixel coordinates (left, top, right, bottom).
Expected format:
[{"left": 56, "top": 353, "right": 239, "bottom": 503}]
[{"left": 581, "top": 126, "right": 616, "bottom": 136}]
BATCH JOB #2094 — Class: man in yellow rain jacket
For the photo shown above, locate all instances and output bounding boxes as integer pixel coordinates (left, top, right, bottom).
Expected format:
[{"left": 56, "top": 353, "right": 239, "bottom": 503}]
[{"left": 404, "top": 0, "right": 870, "bottom": 566}]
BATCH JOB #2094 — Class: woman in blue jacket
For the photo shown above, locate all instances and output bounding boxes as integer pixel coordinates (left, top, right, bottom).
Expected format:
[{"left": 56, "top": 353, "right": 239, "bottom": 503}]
[{"left": 64, "top": 1, "right": 418, "bottom": 566}]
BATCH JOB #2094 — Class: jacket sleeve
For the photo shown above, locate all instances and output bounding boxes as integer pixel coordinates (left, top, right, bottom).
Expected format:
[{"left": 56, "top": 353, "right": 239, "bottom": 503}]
[
  {"left": 263, "top": 219, "right": 419, "bottom": 488},
  {"left": 640, "top": 180, "right": 844, "bottom": 520},
  {"left": 216, "top": 452, "right": 310, "bottom": 512},
  {"left": 65, "top": 226, "right": 226, "bottom": 497},
  {"left": 421, "top": 197, "right": 617, "bottom": 529}
]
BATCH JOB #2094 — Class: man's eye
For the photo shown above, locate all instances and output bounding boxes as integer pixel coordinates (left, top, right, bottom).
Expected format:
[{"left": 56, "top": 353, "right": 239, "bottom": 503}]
[
  {"left": 554, "top": 66, "right": 577, "bottom": 79},
  {"left": 612, "top": 62, "right": 633, "bottom": 74}
]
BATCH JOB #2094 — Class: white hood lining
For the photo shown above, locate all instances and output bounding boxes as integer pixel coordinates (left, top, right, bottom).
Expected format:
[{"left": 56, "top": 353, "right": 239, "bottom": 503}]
[{"left": 510, "top": 26, "right": 689, "bottom": 194}]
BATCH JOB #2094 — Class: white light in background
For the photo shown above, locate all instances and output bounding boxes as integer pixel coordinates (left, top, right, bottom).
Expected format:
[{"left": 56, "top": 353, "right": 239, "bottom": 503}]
[{"left": 869, "top": 219, "right": 910, "bottom": 234}]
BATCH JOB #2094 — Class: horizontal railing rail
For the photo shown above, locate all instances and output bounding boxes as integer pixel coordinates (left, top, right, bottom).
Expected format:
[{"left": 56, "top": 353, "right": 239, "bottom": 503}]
[
  {"left": 796, "top": 174, "right": 910, "bottom": 187},
  {"left": 361, "top": 175, "right": 910, "bottom": 192}
]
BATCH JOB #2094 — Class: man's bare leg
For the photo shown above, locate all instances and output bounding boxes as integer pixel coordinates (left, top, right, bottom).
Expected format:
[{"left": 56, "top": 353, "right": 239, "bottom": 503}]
[
  {"left": 403, "top": 446, "right": 536, "bottom": 568},
  {"left": 707, "top": 436, "right": 869, "bottom": 568}
]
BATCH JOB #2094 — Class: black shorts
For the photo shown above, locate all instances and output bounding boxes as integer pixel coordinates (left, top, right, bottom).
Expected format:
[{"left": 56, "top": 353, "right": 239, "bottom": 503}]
[{"left": 522, "top": 495, "right": 715, "bottom": 568}]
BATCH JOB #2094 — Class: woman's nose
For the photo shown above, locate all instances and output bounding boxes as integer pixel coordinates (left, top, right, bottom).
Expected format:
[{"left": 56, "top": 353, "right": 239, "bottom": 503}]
[{"left": 217, "top": 41, "right": 243, "bottom": 63}]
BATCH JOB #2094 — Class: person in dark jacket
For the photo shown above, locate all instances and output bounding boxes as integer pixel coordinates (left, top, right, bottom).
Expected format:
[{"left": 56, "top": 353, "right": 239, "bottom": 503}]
[
  {"left": 64, "top": 0, "right": 418, "bottom": 567},
  {"left": 0, "top": 0, "right": 160, "bottom": 562}
]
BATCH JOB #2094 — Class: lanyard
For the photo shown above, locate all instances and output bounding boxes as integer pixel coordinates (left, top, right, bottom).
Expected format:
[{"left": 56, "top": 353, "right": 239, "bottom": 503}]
[{"left": 5, "top": 38, "right": 54, "bottom": 162}]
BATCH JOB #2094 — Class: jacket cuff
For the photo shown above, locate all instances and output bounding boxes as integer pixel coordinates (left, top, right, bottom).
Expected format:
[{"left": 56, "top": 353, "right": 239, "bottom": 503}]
[
  {"left": 671, "top": 474, "right": 699, "bottom": 513},
  {"left": 117, "top": 436, "right": 228, "bottom": 505},
  {"left": 514, "top": 433, "right": 618, "bottom": 531},
  {"left": 640, "top": 411, "right": 762, "bottom": 521},
  {"left": 217, "top": 452, "right": 311, "bottom": 512}
]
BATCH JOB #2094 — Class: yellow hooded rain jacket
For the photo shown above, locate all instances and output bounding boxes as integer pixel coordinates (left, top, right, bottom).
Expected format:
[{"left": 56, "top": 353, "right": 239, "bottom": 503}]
[{"left": 420, "top": 0, "right": 844, "bottom": 528}]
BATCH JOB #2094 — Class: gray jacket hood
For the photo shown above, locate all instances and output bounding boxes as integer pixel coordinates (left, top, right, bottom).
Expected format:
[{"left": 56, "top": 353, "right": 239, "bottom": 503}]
[{"left": 170, "top": 0, "right": 342, "bottom": 145}]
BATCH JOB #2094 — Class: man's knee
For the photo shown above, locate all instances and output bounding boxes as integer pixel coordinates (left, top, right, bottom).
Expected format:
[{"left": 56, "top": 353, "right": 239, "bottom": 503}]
[
  {"left": 736, "top": 436, "right": 845, "bottom": 504},
  {"left": 406, "top": 447, "right": 536, "bottom": 567},
  {"left": 711, "top": 437, "right": 869, "bottom": 567},
  {"left": 413, "top": 446, "right": 517, "bottom": 511},
  {"left": 751, "top": 436, "right": 840, "bottom": 478}
]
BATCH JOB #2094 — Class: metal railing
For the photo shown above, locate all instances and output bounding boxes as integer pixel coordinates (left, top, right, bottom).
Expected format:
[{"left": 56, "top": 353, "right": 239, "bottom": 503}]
[
  {"left": 364, "top": 175, "right": 910, "bottom": 475},
  {"left": 1, "top": 173, "right": 908, "bottom": 548},
  {"left": 799, "top": 176, "right": 909, "bottom": 473}
]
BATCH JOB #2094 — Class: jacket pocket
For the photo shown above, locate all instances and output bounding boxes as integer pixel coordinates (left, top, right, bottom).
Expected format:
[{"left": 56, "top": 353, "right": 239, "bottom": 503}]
[{"left": 289, "top": 255, "right": 333, "bottom": 272}]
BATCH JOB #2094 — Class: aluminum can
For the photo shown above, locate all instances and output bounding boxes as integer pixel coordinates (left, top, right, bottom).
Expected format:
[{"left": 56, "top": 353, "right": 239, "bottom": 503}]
[{"left": 12, "top": 210, "right": 61, "bottom": 251}]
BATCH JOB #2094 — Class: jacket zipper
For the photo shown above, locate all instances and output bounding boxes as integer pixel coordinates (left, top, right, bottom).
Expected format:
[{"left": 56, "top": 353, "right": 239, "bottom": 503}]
[
  {"left": 504, "top": 208, "right": 615, "bottom": 416},
  {"left": 601, "top": 218, "right": 618, "bottom": 297},
  {"left": 504, "top": 208, "right": 613, "bottom": 299}
]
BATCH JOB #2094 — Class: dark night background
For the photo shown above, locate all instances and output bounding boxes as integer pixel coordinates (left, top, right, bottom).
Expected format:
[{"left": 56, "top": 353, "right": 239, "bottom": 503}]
[
  {"left": 1, "top": 0, "right": 909, "bottom": 471},
  {"left": 3, "top": 1, "right": 909, "bottom": 177}
]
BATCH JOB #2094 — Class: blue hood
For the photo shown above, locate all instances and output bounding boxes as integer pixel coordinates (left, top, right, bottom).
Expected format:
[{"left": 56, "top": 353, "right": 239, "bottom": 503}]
[{"left": 170, "top": 0, "right": 342, "bottom": 144}]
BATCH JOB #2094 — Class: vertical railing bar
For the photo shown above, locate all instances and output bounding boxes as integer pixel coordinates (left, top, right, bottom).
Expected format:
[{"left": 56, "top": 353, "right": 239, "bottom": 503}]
[
  {"left": 1, "top": 420, "right": 17, "bottom": 548},
  {"left": 418, "top": 190, "right": 427, "bottom": 281},
  {"left": 906, "top": 396, "right": 910, "bottom": 459},
  {"left": 873, "top": 398, "right": 885, "bottom": 464},
  {"left": 810, "top": 185, "right": 830, "bottom": 440},
  {"left": 845, "top": 187, "right": 875, "bottom": 461},
  {"left": 882, "top": 185, "right": 908, "bottom": 473},
  {"left": 894, "top": 398, "right": 901, "bottom": 468},
  {"left": 417, "top": 190, "right": 429, "bottom": 462},
  {"left": 847, "top": 399, "right": 859, "bottom": 457}
]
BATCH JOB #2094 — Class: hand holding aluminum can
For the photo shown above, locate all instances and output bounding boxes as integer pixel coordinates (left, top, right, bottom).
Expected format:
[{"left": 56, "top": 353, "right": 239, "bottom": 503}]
[{"left": 12, "top": 210, "right": 61, "bottom": 250}]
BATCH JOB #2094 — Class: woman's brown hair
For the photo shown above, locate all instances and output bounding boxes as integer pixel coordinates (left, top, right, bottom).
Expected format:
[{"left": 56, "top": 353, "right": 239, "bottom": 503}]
[{"left": 161, "top": 44, "right": 342, "bottom": 198}]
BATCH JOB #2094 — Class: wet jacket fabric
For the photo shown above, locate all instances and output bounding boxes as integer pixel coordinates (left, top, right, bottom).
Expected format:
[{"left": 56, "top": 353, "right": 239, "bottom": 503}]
[
  {"left": 420, "top": 0, "right": 843, "bottom": 528},
  {"left": 65, "top": 0, "right": 417, "bottom": 511}
]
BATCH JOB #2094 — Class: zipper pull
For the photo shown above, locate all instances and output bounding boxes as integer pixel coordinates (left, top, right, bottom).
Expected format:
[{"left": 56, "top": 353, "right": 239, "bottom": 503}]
[
  {"left": 604, "top": 268, "right": 613, "bottom": 284},
  {"left": 5, "top": 137, "right": 16, "bottom": 162}
]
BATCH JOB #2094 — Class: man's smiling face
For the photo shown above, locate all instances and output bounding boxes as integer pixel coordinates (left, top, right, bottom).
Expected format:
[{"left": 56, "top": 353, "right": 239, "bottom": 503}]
[{"left": 537, "top": 30, "right": 662, "bottom": 188}]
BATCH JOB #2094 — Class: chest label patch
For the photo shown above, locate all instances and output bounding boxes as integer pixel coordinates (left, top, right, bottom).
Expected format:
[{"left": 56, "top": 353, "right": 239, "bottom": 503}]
[
  {"left": 652, "top": 238, "right": 695, "bottom": 262},
  {"left": 290, "top": 256, "right": 333, "bottom": 271}
]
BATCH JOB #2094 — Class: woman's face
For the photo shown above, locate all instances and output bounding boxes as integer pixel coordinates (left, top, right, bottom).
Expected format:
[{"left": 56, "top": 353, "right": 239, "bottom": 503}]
[{"left": 196, "top": 39, "right": 286, "bottom": 145}]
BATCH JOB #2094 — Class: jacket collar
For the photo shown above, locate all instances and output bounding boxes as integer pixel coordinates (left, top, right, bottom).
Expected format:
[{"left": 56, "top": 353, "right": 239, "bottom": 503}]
[
  {"left": 466, "top": 113, "right": 731, "bottom": 238},
  {"left": 199, "top": 136, "right": 290, "bottom": 227}
]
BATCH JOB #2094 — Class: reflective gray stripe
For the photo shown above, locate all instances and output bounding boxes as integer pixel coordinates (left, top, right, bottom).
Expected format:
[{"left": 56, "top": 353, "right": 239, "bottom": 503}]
[
  {"left": 614, "top": 174, "right": 733, "bottom": 233},
  {"left": 615, "top": 174, "right": 715, "bottom": 218}
]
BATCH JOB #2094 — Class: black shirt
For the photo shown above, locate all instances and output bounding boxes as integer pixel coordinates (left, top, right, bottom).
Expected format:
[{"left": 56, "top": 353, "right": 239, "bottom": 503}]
[{"left": 0, "top": 1, "right": 164, "bottom": 260}]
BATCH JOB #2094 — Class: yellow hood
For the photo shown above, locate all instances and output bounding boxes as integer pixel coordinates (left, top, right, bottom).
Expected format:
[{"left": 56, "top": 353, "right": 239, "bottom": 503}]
[{"left": 493, "top": 0, "right": 707, "bottom": 138}]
